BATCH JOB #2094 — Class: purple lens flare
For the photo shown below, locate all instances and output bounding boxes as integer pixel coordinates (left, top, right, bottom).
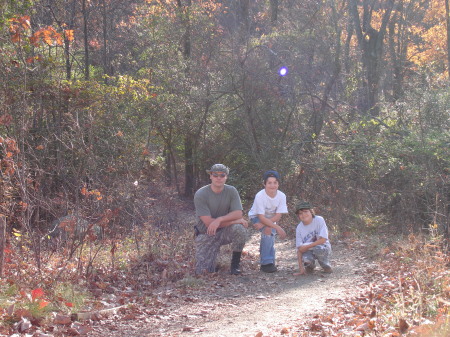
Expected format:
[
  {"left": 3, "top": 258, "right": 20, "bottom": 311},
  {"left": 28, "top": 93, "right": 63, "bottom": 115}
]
[{"left": 278, "top": 67, "right": 288, "bottom": 76}]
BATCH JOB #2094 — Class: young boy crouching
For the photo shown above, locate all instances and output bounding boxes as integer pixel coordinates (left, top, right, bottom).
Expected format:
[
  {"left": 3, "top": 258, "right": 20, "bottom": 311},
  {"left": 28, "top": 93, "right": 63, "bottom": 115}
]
[{"left": 294, "top": 201, "right": 332, "bottom": 275}]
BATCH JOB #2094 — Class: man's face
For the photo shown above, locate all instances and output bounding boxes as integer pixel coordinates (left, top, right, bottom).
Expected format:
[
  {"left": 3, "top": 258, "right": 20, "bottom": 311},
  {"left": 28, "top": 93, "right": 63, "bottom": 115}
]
[
  {"left": 210, "top": 172, "right": 227, "bottom": 186},
  {"left": 264, "top": 177, "right": 279, "bottom": 192}
]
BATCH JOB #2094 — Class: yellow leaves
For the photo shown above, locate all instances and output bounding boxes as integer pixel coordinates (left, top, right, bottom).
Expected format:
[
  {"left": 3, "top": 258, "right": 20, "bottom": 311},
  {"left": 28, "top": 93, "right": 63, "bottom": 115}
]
[
  {"left": 406, "top": 0, "right": 447, "bottom": 74},
  {"left": 12, "top": 228, "right": 22, "bottom": 237},
  {"left": 91, "top": 189, "right": 103, "bottom": 200}
]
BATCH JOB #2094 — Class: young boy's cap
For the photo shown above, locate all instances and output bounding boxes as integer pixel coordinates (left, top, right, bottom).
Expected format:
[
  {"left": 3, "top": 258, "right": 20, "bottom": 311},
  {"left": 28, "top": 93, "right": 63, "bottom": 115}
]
[
  {"left": 263, "top": 170, "right": 280, "bottom": 180},
  {"left": 206, "top": 164, "right": 229, "bottom": 175},
  {"left": 295, "top": 201, "right": 313, "bottom": 213}
]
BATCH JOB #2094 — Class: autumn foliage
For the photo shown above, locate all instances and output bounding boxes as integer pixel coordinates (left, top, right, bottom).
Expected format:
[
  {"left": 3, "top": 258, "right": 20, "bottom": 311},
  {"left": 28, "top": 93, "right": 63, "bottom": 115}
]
[{"left": 0, "top": 0, "right": 449, "bottom": 335}]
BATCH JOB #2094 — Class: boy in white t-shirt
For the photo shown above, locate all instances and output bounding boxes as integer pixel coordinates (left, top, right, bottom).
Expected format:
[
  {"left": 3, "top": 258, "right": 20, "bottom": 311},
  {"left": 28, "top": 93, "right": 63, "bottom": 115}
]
[
  {"left": 248, "top": 170, "right": 288, "bottom": 273},
  {"left": 294, "top": 201, "right": 332, "bottom": 275}
]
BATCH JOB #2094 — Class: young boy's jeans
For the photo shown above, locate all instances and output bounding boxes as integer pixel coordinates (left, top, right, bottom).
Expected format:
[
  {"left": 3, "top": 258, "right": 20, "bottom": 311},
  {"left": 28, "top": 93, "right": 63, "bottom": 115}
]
[
  {"left": 251, "top": 218, "right": 277, "bottom": 265},
  {"left": 302, "top": 244, "right": 332, "bottom": 268}
]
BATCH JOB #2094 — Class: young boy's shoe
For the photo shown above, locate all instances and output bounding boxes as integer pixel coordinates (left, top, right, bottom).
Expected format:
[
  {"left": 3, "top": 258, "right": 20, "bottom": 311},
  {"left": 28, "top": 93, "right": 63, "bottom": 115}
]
[
  {"left": 260, "top": 263, "right": 277, "bottom": 273},
  {"left": 304, "top": 262, "right": 315, "bottom": 273}
]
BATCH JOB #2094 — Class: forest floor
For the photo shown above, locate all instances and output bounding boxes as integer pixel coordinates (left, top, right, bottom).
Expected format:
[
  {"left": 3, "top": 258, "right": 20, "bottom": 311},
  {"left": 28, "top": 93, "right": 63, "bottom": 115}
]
[{"left": 86, "top": 231, "right": 373, "bottom": 337}]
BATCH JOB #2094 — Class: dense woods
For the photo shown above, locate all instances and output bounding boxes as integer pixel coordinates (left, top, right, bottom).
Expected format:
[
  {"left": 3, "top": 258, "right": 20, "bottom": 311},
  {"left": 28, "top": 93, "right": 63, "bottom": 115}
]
[
  {"left": 0, "top": 0, "right": 449, "bottom": 335},
  {"left": 1, "top": 0, "right": 448, "bottom": 241}
]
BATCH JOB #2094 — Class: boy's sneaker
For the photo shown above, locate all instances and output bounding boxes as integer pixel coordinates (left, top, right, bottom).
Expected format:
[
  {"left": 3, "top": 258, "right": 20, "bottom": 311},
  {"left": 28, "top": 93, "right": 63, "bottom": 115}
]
[
  {"left": 322, "top": 266, "right": 332, "bottom": 273},
  {"left": 260, "top": 263, "right": 277, "bottom": 273},
  {"left": 304, "top": 262, "right": 315, "bottom": 273}
]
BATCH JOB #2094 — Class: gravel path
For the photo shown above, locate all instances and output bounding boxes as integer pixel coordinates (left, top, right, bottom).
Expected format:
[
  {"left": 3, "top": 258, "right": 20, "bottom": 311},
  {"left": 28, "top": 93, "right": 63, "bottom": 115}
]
[{"left": 88, "top": 233, "right": 369, "bottom": 337}]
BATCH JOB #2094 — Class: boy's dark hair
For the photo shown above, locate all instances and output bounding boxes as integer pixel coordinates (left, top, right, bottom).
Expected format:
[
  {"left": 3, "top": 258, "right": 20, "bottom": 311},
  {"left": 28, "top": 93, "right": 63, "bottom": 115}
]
[{"left": 263, "top": 170, "right": 280, "bottom": 184}]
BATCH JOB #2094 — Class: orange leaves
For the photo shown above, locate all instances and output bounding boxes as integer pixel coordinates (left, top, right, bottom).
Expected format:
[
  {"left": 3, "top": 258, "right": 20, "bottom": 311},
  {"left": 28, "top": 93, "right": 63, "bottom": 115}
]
[
  {"left": 9, "top": 15, "right": 31, "bottom": 43},
  {"left": 9, "top": 15, "right": 71, "bottom": 47},
  {"left": 1, "top": 137, "right": 19, "bottom": 177},
  {"left": 80, "top": 186, "right": 88, "bottom": 196},
  {"left": 39, "top": 300, "right": 50, "bottom": 309},
  {"left": 65, "top": 29, "right": 75, "bottom": 42},
  {"left": 4, "top": 137, "right": 19, "bottom": 154},
  {"left": 31, "top": 288, "right": 44, "bottom": 301},
  {"left": 81, "top": 186, "right": 103, "bottom": 201},
  {"left": 30, "top": 26, "right": 64, "bottom": 47}
]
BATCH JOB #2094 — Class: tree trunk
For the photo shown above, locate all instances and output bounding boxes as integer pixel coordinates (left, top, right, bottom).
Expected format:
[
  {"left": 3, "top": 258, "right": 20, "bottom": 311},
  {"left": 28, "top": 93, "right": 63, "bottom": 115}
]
[
  {"left": 348, "top": 0, "right": 395, "bottom": 116},
  {"left": 446, "top": 0, "right": 450, "bottom": 79},
  {"left": 102, "top": 0, "right": 110, "bottom": 81},
  {"left": 239, "top": 0, "right": 249, "bottom": 39},
  {"left": 304, "top": 2, "right": 342, "bottom": 153},
  {"left": 0, "top": 215, "right": 5, "bottom": 278},
  {"left": 184, "top": 135, "right": 194, "bottom": 196},
  {"left": 82, "top": 0, "right": 90, "bottom": 80},
  {"left": 176, "top": 0, "right": 195, "bottom": 196},
  {"left": 270, "top": 0, "right": 278, "bottom": 26}
]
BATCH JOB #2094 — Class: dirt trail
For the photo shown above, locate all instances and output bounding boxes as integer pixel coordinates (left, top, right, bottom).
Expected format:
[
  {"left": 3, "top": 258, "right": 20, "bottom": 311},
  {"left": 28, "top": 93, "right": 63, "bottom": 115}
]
[{"left": 88, "top": 233, "right": 370, "bottom": 337}]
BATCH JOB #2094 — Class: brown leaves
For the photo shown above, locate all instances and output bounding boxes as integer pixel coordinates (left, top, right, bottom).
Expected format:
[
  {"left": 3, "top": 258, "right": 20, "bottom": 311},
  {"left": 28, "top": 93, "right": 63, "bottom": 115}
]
[
  {"left": 398, "top": 318, "right": 409, "bottom": 333},
  {"left": 0, "top": 113, "right": 13, "bottom": 126},
  {"left": 53, "top": 314, "right": 72, "bottom": 325},
  {"left": 355, "top": 319, "right": 375, "bottom": 333}
]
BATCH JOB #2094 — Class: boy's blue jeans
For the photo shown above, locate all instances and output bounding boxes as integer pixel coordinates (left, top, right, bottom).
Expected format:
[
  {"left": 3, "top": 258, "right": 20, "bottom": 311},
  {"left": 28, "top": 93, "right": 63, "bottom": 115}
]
[{"left": 251, "top": 218, "right": 276, "bottom": 265}]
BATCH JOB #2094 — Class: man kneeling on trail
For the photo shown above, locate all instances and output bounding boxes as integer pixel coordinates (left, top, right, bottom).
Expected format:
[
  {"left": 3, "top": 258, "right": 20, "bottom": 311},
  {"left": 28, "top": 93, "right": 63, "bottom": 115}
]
[{"left": 193, "top": 164, "right": 248, "bottom": 275}]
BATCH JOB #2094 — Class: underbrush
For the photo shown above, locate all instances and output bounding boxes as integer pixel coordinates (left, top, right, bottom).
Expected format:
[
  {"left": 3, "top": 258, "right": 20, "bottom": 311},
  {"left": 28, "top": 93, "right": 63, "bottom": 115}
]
[
  {"left": 1, "top": 213, "right": 448, "bottom": 336},
  {"left": 296, "top": 231, "right": 449, "bottom": 336},
  {"left": 0, "top": 220, "right": 196, "bottom": 335}
]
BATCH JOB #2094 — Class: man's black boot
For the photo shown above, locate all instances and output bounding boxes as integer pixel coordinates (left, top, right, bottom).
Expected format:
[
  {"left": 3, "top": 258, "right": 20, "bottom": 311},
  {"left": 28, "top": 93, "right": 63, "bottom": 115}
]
[{"left": 230, "top": 251, "right": 242, "bottom": 275}]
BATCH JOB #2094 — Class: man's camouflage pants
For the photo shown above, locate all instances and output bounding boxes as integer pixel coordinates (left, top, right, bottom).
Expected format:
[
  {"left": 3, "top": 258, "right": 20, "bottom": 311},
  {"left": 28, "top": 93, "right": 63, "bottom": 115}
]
[{"left": 194, "top": 223, "right": 247, "bottom": 274}]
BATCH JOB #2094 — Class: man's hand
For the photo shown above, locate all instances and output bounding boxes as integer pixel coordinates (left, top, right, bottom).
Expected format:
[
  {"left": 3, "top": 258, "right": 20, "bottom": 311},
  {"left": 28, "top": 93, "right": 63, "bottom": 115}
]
[
  {"left": 207, "top": 218, "right": 221, "bottom": 236},
  {"left": 239, "top": 218, "right": 249, "bottom": 228}
]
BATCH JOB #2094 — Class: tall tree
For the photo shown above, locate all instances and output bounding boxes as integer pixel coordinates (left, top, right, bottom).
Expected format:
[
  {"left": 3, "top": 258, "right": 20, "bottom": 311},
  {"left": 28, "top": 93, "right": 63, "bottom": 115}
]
[
  {"left": 348, "top": 0, "right": 396, "bottom": 116},
  {"left": 82, "top": 0, "right": 90, "bottom": 80},
  {"left": 446, "top": 0, "right": 450, "bottom": 79}
]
